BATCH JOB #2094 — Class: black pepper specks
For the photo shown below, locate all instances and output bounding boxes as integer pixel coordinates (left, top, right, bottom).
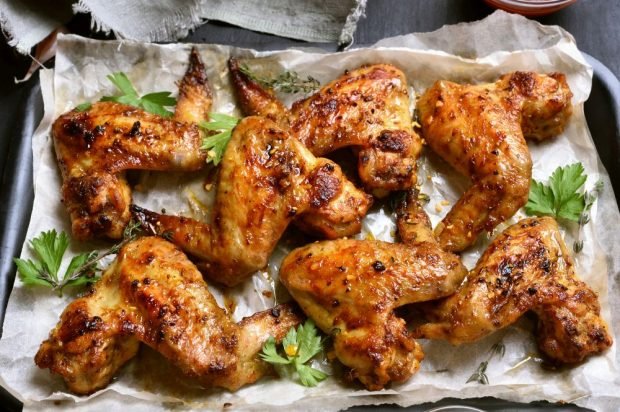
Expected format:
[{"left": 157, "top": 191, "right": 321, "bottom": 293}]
[
  {"left": 128, "top": 121, "right": 142, "bottom": 137},
  {"left": 372, "top": 261, "right": 386, "bottom": 272}
]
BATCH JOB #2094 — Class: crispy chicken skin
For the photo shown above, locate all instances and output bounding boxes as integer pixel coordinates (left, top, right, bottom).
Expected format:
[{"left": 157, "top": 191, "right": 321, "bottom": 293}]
[
  {"left": 132, "top": 116, "right": 372, "bottom": 286},
  {"left": 35, "top": 237, "right": 303, "bottom": 395},
  {"left": 414, "top": 217, "right": 612, "bottom": 364},
  {"left": 229, "top": 59, "right": 422, "bottom": 196},
  {"left": 417, "top": 72, "right": 573, "bottom": 252},
  {"left": 52, "top": 49, "right": 210, "bottom": 241},
  {"left": 279, "top": 190, "right": 467, "bottom": 390}
]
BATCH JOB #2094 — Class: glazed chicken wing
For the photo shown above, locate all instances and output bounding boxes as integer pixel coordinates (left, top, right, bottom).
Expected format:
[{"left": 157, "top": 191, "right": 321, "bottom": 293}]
[
  {"left": 35, "top": 236, "right": 303, "bottom": 395},
  {"left": 279, "top": 190, "right": 467, "bottom": 389},
  {"left": 417, "top": 72, "right": 573, "bottom": 252},
  {"left": 229, "top": 59, "right": 422, "bottom": 196},
  {"left": 132, "top": 116, "right": 372, "bottom": 286},
  {"left": 414, "top": 217, "right": 612, "bottom": 364},
  {"left": 53, "top": 49, "right": 210, "bottom": 240}
]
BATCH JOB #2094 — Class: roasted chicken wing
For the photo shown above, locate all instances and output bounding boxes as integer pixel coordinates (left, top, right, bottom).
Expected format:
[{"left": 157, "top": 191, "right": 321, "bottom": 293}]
[
  {"left": 279, "top": 190, "right": 467, "bottom": 389},
  {"left": 53, "top": 49, "right": 210, "bottom": 240},
  {"left": 417, "top": 72, "right": 573, "bottom": 252},
  {"left": 414, "top": 217, "right": 612, "bottom": 364},
  {"left": 229, "top": 59, "right": 422, "bottom": 196},
  {"left": 35, "top": 236, "right": 303, "bottom": 395},
  {"left": 132, "top": 116, "right": 372, "bottom": 286}
]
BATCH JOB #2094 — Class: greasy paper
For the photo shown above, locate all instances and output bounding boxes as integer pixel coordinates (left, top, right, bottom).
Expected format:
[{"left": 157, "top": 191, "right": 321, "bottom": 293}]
[{"left": 1, "top": 10, "right": 619, "bottom": 412}]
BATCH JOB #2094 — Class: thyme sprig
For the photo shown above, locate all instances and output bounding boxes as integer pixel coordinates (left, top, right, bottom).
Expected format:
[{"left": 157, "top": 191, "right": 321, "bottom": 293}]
[
  {"left": 239, "top": 64, "right": 320, "bottom": 94},
  {"left": 466, "top": 342, "right": 505, "bottom": 385},
  {"left": 573, "top": 179, "right": 603, "bottom": 253}
]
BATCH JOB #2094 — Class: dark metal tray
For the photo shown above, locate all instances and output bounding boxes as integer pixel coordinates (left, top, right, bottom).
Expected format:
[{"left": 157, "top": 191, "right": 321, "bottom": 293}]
[{"left": 0, "top": 53, "right": 617, "bottom": 412}]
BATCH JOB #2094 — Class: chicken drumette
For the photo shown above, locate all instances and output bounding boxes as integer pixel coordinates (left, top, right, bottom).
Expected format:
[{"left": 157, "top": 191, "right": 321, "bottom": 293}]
[
  {"left": 53, "top": 49, "right": 211, "bottom": 240},
  {"left": 279, "top": 190, "right": 467, "bottom": 390},
  {"left": 133, "top": 116, "right": 372, "bottom": 286},
  {"left": 415, "top": 217, "right": 612, "bottom": 364},
  {"left": 229, "top": 59, "right": 422, "bottom": 196},
  {"left": 35, "top": 236, "right": 303, "bottom": 395},
  {"left": 417, "top": 72, "right": 573, "bottom": 252}
]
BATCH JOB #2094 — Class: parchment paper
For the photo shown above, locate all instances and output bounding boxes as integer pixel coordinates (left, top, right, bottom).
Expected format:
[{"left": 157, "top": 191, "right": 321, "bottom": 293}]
[{"left": 1, "top": 10, "right": 619, "bottom": 411}]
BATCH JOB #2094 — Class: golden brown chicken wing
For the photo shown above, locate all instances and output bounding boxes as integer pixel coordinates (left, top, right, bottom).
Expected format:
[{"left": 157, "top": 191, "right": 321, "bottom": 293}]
[
  {"left": 414, "top": 217, "right": 612, "bottom": 364},
  {"left": 132, "top": 116, "right": 372, "bottom": 286},
  {"left": 35, "top": 236, "right": 303, "bottom": 395},
  {"left": 417, "top": 72, "right": 573, "bottom": 252},
  {"left": 279, "top": 190, "right": 467, "bottom": 390},
  {"left": 229, "top": 59, "right": 422, "bottom": 196},
  {"left": 53, "top": 49, "right": 210, "bottom": 241}
]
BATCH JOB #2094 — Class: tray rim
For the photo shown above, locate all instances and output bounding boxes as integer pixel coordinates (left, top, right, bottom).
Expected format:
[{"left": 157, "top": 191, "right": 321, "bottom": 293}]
[{"left": 0, "top": 53, "right": 617, "bottom": 412}]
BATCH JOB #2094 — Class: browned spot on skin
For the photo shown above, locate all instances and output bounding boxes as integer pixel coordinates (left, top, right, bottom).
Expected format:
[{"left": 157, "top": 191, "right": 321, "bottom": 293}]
[
  {"left": 508, "top": 71, "right": 537, "bottom": 96},
  {"left": 374, "top": 130, "right": 407, "bottom": 152},
  {"left": 308, "top": 163, "right": 340, "bottom": 208},
  {"left": 142, "top": 254, "right": 155, "bottom": 265},
  {"left": 128, "top": 121, "right": 142, "bottom": 137}
]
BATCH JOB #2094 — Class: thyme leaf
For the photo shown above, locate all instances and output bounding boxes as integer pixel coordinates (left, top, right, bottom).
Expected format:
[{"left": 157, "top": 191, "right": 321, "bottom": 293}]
[
  {"left": 239, "top": 64, "right": 320, "bottom": 94},
  {"left": 466, "top": 342, "right": 505, "bottom": 385}
]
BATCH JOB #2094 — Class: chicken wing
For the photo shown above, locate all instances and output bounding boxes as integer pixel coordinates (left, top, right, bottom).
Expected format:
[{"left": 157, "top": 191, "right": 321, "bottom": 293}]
[
  {"left": 417, "top": 72, "right": 573, "bottom": 252},
  {"left": 229, "top": 59, "right": 422, "bottom": 196},
  {"left": 279, "top": 190, "right": 467, "bottom": 389},
  {"left": 414, "top": 217, "right": 612, "bottom": 364},
  {"left": 132, "top": 116, "right": 372, "bottom": 286},
  {"left": 53, "top": 49, "right": 210, "bottom": 241},
  {"left": 35, "top": 236, "right": 303, "bottom": 395}
]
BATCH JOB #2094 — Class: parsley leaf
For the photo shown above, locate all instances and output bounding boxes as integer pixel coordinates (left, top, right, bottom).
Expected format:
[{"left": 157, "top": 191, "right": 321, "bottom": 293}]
[
  {"left": 75, "top": 102, "right": 92, "bottom": 112},
  {"left": 260, "top": 337, "right": 292, "bottom": 365},
  {"left": 199, "top": 113, "right": 240, "bottom": 165},
  {"left": 525, "top": 163, "right": 587, "bottom": 222},
  {"left": 297, "top": 364, "right": 328, "bottom": 387},
  {"left": 260, "top": 319, "right": 328, "bottom": 387},
  {"left": 14, "top": 221, "right": 143, "bottom": 296},
  {"left": 100, "top": 72, "right": 176, "bottom": 118},
  {"left": 296, "top": 319, "right": 323, "bottom": 364}
]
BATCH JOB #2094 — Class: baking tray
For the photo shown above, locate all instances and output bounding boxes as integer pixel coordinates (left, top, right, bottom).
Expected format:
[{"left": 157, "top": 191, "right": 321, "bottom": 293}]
[{"left": 0, "top": 53, "right": 617, "bottom": 412}]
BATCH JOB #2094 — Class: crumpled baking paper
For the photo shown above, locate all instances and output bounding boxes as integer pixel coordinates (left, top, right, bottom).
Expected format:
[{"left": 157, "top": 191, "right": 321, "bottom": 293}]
[{"left": 1, "top": 10, "right": 619, "bottom": 412}]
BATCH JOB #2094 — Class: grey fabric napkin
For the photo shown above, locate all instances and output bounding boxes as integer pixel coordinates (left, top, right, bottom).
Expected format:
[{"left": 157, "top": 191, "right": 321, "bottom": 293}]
[{"left": 0, "top": 0, "right": 367, "bottom": 54}]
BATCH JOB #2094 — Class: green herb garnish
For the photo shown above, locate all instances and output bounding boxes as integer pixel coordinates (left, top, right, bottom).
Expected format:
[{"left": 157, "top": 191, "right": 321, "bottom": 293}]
[
  {"left": 573, "top": 179, "right": 603, "bottom": 253},
  {"left": 240, "top": 64, "right": 320, "bottom": 94},
  {"left": 260, "top": 319, "right": 328, "bottom": 387},
  {"left": 100, "top": 72, "right": 176, "bottom": 117},
  {"left": 75, "top": 102, "right": 92, "bottom": 112},
  {"left": 14, "top": 220, "right": 142, "bottom": 296},
  {"left": 526, "top": 163, "right": 588, "bottom": 222},
  {"left": 525, "top": 163, "right": 602, "bottom": 253},
  {"left": 199, "top": 113, "right": 240, "bottom": 165},
  {"left": 466, "top": 342, "right": 505, "bottom": 385}
]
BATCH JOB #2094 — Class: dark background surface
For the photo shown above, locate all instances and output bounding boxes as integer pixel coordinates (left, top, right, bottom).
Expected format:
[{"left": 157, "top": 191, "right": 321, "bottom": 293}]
[{"left": 1, "top": 0, "right": 618, "bottom": 410}]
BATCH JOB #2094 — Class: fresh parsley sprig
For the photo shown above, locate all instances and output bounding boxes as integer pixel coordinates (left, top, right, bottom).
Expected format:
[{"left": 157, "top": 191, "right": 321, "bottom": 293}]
[
  {"left": 14, "top": 220, "right": 142, "bottom": 296},
  {"left": 466, "top": 342, "right": 505, "bottom": 385},
  {"left": 526, "top": 163, "right": 588, "bottom": 222},
  {"left": 525, "top": 163, "right": 602, "bottom": 253},
  {"left": 260, "top": 319, "right": 328, "bottom": 387},
  {"left": 100, "top": 72, "right": 177, "bottom": 117},
  {"left": 199, "top": 113, "right": 240, "bottom": 165},
  {"left": 240, "top": 64, "right": 320, "bottom": 94}
]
